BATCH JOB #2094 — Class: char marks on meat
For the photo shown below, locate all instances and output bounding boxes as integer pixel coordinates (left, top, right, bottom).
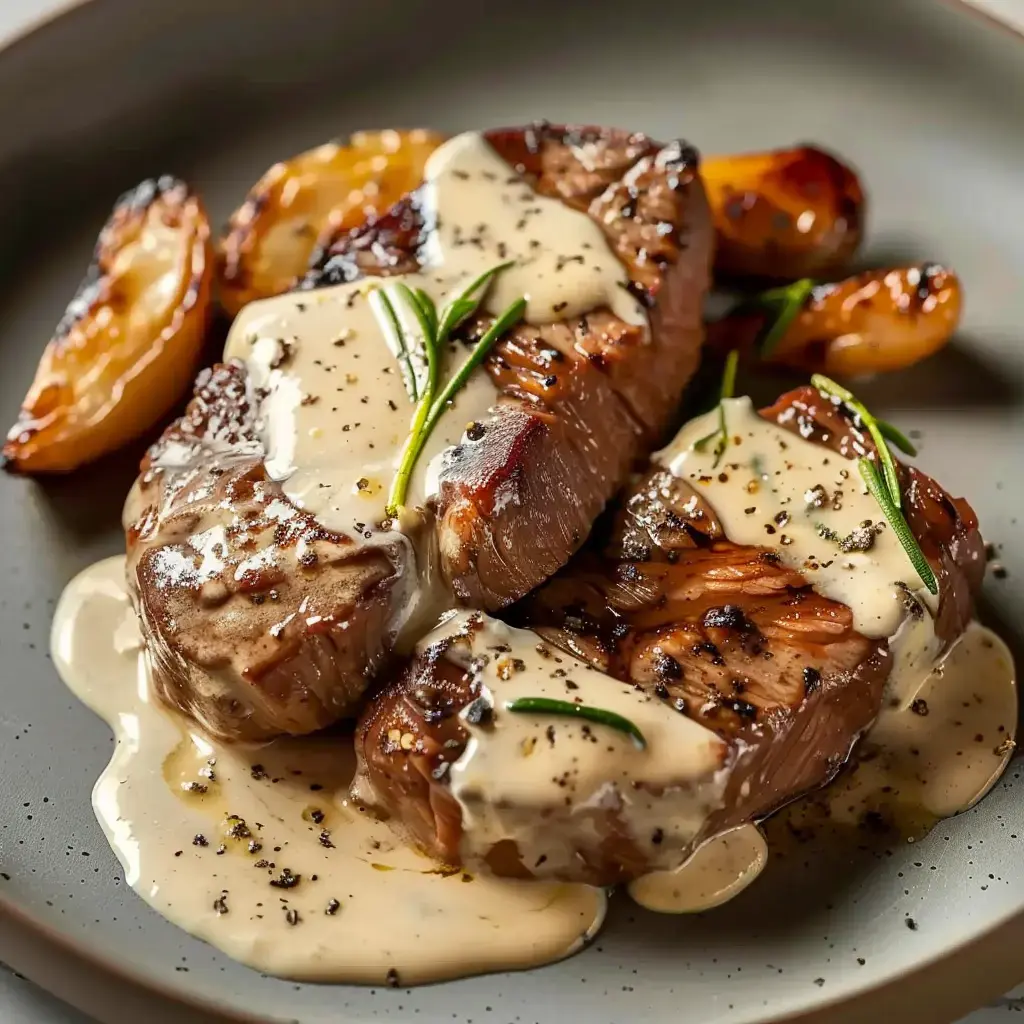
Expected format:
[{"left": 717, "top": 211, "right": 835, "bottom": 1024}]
[
  {"left": 125, "top": 125, "right": 713, "bottom": 740},
  {"left": 354, "top": 388, "right": 983, "bottom": 883}
]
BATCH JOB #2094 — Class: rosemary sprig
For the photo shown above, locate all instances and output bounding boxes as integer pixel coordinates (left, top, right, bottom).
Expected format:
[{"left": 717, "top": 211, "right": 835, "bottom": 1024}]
[
  {"left": 694, "top": 349, "right": 739, "bottom": 468},
  {"left": 859, "top": 459, "right": 939, "bottom": 595},
  {"left": 370, "top": 287, "right": 419, "bottom": 402},
  {"left": 810, "top": 375, "right": 936, "bottom": 594},
  {"left": 504, "top": 697, "right": 647, "bottom": 750},
  {"left": 752, "top": 277, "right": 817, "bottom": 357},
  {"left": 382, "top": 263, "right": 525, "bottom": 516},
  {"left": 811, "top": 374, "right": 904, "bottom": 507},
  {"left": 874, "top": 419, "right": 918, "bottom": 457}
]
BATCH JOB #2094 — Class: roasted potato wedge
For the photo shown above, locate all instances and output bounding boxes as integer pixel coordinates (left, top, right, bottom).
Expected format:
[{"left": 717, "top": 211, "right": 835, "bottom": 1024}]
[
  {"left": 218, "top": 129, "right": 444, "bottom": 316},
  {"left": 3, "top": 176, "right": 213, "bottom": 474},
  {"left": 702, "top": 145, "right": 865, "bottom": 280},
  {"left": 708, "top": 264, "right": 962, "bottom": 377}
]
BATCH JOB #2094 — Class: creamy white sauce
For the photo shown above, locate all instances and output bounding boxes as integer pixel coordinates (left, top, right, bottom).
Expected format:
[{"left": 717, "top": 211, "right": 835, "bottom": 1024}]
[
  {"left": 50, "top": 387, "right": 1019, "bottom": 972},
  {"left": 655, "top": 396, "right": 937, "bottom": 641},
  {"left": 630, "top": 395, "right": 1017, "bottom": 911},
  {"left": 629, "top": 624, "right": 1016, "bottom": 911},
  {"left": 223, "top": 131, "right": 646, "bottom": 538},
  {"left": 628, "top": 824, "right": 768, "bottom": 914},
  {"left": 50, "top": 564, "right": 1018, "bottom": 968},
  {"left": 52, "top": 558, "right": 606, "bottom": 985},
  {"left": 418, "top": 611, "right": 730, "bottom": 878},
  {"left": 809, "top": 621, "right": 1017, "bottom": 825}
]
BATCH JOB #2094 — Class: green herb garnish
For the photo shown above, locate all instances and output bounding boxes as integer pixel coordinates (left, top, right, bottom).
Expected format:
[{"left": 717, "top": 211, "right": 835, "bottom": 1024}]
[
  {"left": 811, "top": 374, "right": 937, "bottom": 595},
  {"left": 859, "top": 459, "right": 938, "bottom": 595},
  {"left": 370, "top": 287, "right": 420, "bottom": 402},
  {"left": 812, "top": 374, "right": 909, "bottom": 506},
  {"left": 504, "top": 697, "right": 647, "bottom": 749},
  {"left": 379, "top": 263, "right": 525, "bottom": 516},
  {"left": 694, "top": 349, "right": 739, "bottom": 468},
  {"left": 751, "top": 277, "right": 818, "bottom": 357},
  {"left": 874, "top": 419, "right": 918, "bottom": 457}
]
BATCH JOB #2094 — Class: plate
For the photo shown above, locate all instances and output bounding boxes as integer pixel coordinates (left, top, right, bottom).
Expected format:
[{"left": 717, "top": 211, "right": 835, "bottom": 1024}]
[{"left": 1, "top": 0, "right": 1022, "bottom": 1021}]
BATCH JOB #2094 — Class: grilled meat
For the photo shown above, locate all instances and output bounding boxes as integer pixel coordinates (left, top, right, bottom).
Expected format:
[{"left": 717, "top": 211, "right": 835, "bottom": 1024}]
[
  {"left": 353, "top": 387, "right": 982, "bottom": 883},
  {"left": 125, "top": 124, "right": 713, "bottom": 741}
]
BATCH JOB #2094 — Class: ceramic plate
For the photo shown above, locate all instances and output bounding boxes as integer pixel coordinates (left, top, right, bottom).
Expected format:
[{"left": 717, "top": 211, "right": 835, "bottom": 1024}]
[{"left": 1, "top": 0, "right": 1022, "bottom": 1021}]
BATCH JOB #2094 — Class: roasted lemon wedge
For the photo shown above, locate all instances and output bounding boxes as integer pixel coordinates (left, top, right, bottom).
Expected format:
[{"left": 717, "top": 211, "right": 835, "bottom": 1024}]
[
  {"left": 3, "top": 176, "right": 214, "bottom": 474},
  {"left": 703, "top": 145, "right": 865, "bottom": 281},
  {"left": 219, "top": 129, "right": 443, "bottom": 315}
]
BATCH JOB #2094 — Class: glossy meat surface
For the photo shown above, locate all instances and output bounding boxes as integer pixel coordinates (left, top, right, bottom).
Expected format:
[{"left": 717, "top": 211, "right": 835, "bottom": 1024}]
[
  {"left": 125, "top": 124, "right": 713, "bottom": 740},
  {"left": 354, "top": 388, "right": 983, "bottom": 883}
]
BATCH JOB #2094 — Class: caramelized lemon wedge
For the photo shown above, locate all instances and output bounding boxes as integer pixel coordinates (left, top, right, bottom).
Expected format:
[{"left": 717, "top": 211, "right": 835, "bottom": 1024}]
[
  {"left": 219, "top": 129, "right": 443, "bottom": 315},
  {"left": 765, "top": 265, "right": 962, "bottom": 376},
  {"left": 702, "top": 145, "right": 865, "bottom": 281},
  {"left": 3, "top": 176, "right": 213, "bottom": 474}
]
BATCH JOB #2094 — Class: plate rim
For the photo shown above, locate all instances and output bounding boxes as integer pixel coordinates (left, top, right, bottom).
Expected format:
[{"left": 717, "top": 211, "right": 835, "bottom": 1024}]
[{"left": 0, "top": 0, "right": 1022, "bottom": 1021}]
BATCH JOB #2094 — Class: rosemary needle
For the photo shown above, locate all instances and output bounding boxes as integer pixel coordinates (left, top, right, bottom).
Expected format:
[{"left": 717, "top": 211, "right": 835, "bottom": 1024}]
[
  {"left": 694, "top": 349, "right": 740, "bottom": 468},
  {"left": 504, "top": 697, "right": 647, "bottom": 749},
  {"left": 370, "top": 287, "right": 419, "bottom": 402},
  {"left": 384, "top": 263, "right": 525, "bottom": 516},
  {"left": 812, "top": 373, "right": 903, "bottom": 509},
  {"left": 810, "top": 375, "right": 935, "bottom": 592},
  {"left": 754, "top": 277, "right": 817, "bottom": 357},
  {"left": 874, "top": 419, "right": 918, "bottom": 457},
  {"left": 859, "top": 458, "right": 938, "bottom": 594}
]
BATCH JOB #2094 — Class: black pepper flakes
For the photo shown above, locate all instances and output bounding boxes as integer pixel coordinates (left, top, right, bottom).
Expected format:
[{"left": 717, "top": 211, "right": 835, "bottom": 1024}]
[
  {"left": 270, "top": 868, "right": 301, "bottom": 889},
  {"left": 192, "top": 834, "right": 209, "bottom": 847},
  {"left": 325, "top": 898, "right": 341, "bottom": 916},
  {"left": 225, "top": 816, "right": 251, "bottom": 840},
  {"left": 653, "top": 652, "right": 683, "bottom": 681},
  {"left": 803, "top": 667, "right": 822, "bottom": 695},
  {"left": 462, "top": 696, "right": 493, "bottom": 726},
  {"left": 805, "top": 484, "right": 828, "bottom": 509},
  {"left": 386, "top": 968, "right": 401, "bottom": 988},
  {"left": 911, "top": 699, "right": 929, "bottom": 717}
]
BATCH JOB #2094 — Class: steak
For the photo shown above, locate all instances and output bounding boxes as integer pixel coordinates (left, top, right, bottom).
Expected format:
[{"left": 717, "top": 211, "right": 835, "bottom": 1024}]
[
  {"left": 124, "top": 124, "right": 714, "bottom": 741},
  {"left": 353, "top": 387, "right": 983, "bottom": 884}
]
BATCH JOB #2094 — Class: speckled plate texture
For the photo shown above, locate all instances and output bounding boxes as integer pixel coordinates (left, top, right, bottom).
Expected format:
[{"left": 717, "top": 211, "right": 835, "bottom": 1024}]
[{"left": 0, "top": 0, "right": 1022, "bottom": 1021}]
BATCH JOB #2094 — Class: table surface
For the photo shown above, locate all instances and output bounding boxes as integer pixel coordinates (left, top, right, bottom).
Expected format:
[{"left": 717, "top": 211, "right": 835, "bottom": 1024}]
[{"left": 1, "top": 0, "right": 1023, "bottom": 1020}]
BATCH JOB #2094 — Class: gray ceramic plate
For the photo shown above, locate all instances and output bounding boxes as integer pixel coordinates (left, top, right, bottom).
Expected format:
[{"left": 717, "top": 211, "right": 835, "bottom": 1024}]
[{"left": 1, "top": 0, "right": 1023, "bottom": 1021}]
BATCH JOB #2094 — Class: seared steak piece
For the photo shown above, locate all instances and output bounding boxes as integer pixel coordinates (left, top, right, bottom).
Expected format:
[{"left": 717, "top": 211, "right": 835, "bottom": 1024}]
[
  {"left": 125, "top": 125, "right": 713, "bottom": 741},
  {"left": 353, "top": 387, "right": 982, "bottom": 884},
  {"left": 305, "top": 124, "right": 713, "bottom": 607},
  {"left": 124, "top": 363, "right": 401, "bottom": 738},
  {"left": 354, "top": 609, "right": 732, "bottom": 886}
]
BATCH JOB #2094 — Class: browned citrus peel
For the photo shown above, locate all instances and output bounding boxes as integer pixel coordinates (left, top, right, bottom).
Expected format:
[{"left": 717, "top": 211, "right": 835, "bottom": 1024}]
[
  {"left": 218, "top": 129, "right": 444, "bottom": 316},
  {"left": 2, "top": 176, "right": 214, "bottom": 474},
  {"left": 702, "top": 145, "right": 865, "bottom": 280},
  {"left": 766, "top": 265, "right": 962, "bottom": 375},
  {"left": 708, "top": 264, "right": 962, "bottom": 377}
]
